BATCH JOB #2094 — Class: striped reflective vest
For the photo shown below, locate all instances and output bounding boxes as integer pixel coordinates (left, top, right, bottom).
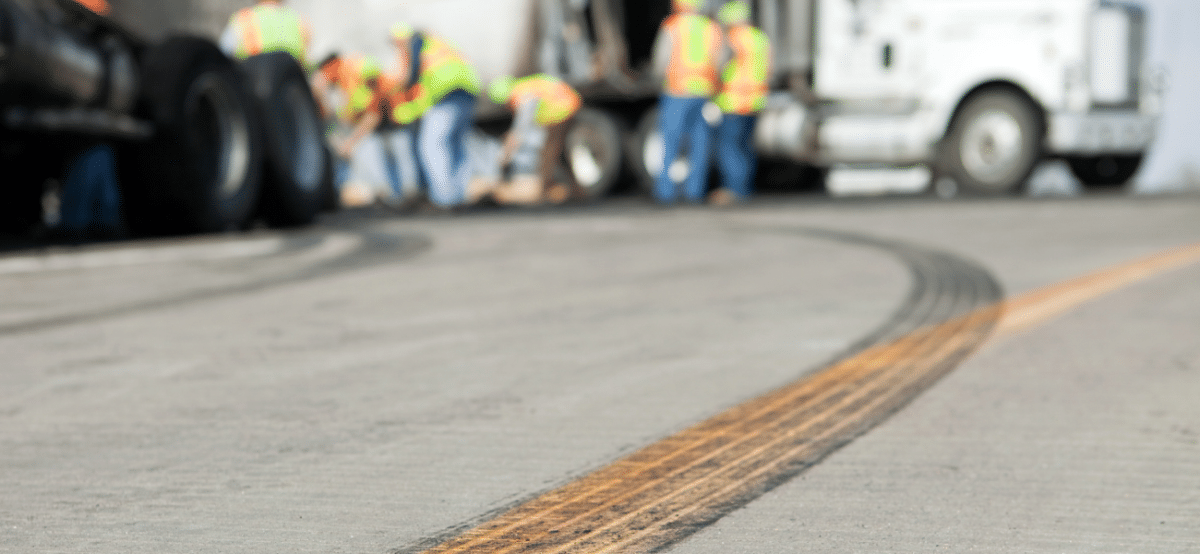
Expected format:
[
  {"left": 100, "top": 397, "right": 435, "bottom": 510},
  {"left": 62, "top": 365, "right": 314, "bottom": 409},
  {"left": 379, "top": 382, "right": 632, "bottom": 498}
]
[
  {"left": 509, "top": 74, "right": 582, "bottom": 126},
  {"left": 716, "top": 24, "right": 771, "bottom": 115},
  {"left": 321, "top": 55, "right": 382, "bottom": 122},
  {"left": 392, "top": 35, "right": 482, "bottom": 125},
  {"left": 661, "top": 13, "right": 722, "bottom": 98},
  {"left": 227, "top": 1, "right": 309, "bottom": 63}
]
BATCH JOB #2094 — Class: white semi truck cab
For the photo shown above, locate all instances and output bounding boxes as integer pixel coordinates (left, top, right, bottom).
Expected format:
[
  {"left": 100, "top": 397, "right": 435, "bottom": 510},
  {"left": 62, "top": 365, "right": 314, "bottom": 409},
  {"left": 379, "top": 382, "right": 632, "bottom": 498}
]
[{"left": 755, "top": 0, "right": 1161, "bottom": 194}]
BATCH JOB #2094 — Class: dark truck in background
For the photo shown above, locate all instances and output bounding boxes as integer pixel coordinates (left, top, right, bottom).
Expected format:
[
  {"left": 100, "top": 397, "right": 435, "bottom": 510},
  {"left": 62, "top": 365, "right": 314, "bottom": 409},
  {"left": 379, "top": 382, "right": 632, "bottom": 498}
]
[{"left": 0, "top": 0, "right": 331, "bottom": 236}]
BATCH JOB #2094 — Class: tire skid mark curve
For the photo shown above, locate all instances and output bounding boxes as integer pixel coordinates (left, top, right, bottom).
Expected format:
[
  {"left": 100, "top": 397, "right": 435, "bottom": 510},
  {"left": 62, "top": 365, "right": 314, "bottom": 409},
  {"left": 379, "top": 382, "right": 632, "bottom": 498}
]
[{"left": 396, "top": 227, "right": 1004, "bottom": 554}]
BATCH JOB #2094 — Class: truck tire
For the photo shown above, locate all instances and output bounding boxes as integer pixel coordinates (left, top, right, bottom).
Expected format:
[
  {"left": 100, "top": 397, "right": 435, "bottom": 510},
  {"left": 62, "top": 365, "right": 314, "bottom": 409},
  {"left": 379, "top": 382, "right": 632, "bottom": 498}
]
[
  {"left": 565, "top": 108, "right": 623, "bottom": 200},
  {"left": 239, "top": 52, "right": 328, "bottom": 226},
  {"left": 124, "top": 37, "right": 262, "bottom": 235},
  {"left": 1067, "top": 155, "right": 1142, "bottom": 188},
  {"left": 940, "top": 89, "right": 1042, "bottom": 196}
]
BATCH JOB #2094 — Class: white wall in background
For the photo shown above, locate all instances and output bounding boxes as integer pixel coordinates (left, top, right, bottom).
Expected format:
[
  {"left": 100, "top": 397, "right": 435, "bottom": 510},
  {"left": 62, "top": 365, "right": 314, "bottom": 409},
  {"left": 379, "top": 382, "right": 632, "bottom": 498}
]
[{"left": 1134, "top": 0, "right": 1200, "bottom": 191}]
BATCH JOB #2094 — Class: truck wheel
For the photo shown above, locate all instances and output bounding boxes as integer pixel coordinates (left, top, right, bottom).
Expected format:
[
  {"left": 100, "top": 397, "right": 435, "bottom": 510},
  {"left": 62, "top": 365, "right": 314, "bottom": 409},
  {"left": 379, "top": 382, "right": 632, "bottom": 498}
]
[
  {"left": 565, "top": 108, "right": 623, "bottom": 200},
  {"left": 940, "top": 89, "right": 1041, "bottom": 196},
  {"left": 240, "top": 52, "right": 328, "bottom": 226},
  {"left": 124, "top": 37, "right": 262, "bottom": 235},
  {"left": 1067, "top": 155, "right": 1142, "bottom": 188}
]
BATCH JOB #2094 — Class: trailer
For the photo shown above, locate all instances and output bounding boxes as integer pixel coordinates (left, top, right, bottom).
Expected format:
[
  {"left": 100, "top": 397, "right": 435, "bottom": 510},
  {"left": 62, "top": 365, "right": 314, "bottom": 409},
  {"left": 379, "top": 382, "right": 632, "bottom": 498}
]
[
  {"left": 0, "top": 0, "right": 332, "bottom": 236},
  {"left": 296, "top": 0, "right": 1159, "bottom": 197}
]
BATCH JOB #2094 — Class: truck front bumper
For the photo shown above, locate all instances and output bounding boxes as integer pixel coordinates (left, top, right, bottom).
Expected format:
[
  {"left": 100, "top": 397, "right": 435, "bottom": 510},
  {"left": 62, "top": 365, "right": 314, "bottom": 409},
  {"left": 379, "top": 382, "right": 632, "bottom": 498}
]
[{"left": 1045, "top": 111, "right": 1158, "bottom": 156}]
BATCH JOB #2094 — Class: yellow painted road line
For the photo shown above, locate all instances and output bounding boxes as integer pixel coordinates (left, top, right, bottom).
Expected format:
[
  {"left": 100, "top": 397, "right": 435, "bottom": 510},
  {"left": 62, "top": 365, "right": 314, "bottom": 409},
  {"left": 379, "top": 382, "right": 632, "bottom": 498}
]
[
  {"left": 995, "top": 241, "right": 1200, "bottom": 338},
  {"left": 416, "top": 241, "right": 1200, "bottom": 554}
]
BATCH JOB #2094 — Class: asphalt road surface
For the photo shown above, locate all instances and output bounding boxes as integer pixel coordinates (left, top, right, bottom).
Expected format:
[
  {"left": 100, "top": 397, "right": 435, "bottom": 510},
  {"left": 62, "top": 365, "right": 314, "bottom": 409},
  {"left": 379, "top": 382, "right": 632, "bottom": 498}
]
[{"left": 2, "top": 193, "right": 1198, "bottom": 553}]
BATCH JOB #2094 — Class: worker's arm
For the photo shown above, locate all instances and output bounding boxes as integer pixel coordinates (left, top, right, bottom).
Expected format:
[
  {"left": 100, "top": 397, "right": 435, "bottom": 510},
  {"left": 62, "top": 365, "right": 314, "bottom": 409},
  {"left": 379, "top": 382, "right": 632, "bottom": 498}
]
[
  {"left": 310, "top": 71, "right": 334, "bottom": 120},
  {"left": 500, "top": 98, "right": 538, "bottom": 165},
  {"left": 218, "top": 20, "right": 240, "bottom": 58},
  {"left": 650, "top": 24, "right": 673, "bottom": 82},
  {"left": 336, "top": 110, "right": 382, "bottom": 159},
  {"left": 392, "top": 84, "right": 436, "bottom": 126}
]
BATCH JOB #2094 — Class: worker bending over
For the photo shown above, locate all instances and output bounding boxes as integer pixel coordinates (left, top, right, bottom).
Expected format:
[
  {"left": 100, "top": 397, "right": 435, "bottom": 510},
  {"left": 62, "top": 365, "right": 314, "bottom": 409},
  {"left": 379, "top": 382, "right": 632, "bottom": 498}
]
[
  {"left": 388, "top": 23, "right": 482, "bottom": 209},
  {"left": 311, "top": 53, "right": 394, "bottom": 205},
  {"left": 486, "top": 73, "right": 583, "bottom": 205},
  {"left": 710, "top": 1, "right": 770, "bottom": 206},
  {"left": 651, "top": 0, "right": 722, "bottom": 204},
  {"left": 219, "top": 0, "right": 311, "bottom": 63}
]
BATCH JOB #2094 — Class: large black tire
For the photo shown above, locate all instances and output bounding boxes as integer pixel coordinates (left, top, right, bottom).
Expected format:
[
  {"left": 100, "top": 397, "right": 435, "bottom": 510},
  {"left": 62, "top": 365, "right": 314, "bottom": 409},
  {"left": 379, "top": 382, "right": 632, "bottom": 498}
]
[
  {"left": 939, "top": 89, "right": 1042, "bottom": 196},
  {"left": 1067, "top": 155, "right": 1142, "bottom": 188},
  {"left": 240, "top": 52, "right": 328, "bottom": 226},
  {"left": 564, "top": 108, "right": 624, "bottom": 200},
  {"left": 124, "top": 37, "right": 263, "bottom": 235}
]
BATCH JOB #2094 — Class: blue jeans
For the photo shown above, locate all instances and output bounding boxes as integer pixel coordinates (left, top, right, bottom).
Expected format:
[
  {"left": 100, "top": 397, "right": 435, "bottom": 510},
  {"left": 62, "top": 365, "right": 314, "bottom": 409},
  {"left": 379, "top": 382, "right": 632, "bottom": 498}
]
[
  {"left": 60, "top": 144, "right": 120, "bottom": 233},
  {"left": 417, "top": 89, "right": 477, "bottom": 207},
  {"left": 715, "top": 113, "right": 758, "bottom": 199},
  {"left": 656, "top": 95, "right": 713, "bottom": 203}
]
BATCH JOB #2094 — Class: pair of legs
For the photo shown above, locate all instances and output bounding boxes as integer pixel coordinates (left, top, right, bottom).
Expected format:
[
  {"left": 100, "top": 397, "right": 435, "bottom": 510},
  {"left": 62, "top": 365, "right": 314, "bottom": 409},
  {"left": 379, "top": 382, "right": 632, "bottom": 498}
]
[
  {"left": 416, "top": 89, "right": 477, "bottom": 208},
  {"left": 656, "top": 95, "right": 712, "bottom": 204},
  {"left": 490, "top": 114, "right": 578, "bottom": 205},
  {"left": 59, "top": 144, "right": 121, "bottom": 235},
  {"left": 538, "top": 114, "right": 580, "bottom": 201},
  {"left": 347, "top": 129, "right": 421, "bottom": 205},
  {"left": 714, "top": 113, "right": 758, "bottom": 201}
]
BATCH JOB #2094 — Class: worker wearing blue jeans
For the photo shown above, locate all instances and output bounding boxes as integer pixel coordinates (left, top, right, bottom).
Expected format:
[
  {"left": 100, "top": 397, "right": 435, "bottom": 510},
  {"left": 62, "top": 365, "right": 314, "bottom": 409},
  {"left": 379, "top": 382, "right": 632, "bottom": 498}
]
[
  {"left": 414, "top": 89, "right": 476, "bottom": 207},
  {"left": 651, "top": 0, "right": 721, "bottom": 204},
  {"left": 59, "top": 144, "right": 121, "bottom": 237},
  {"left": 714, "top": 113, "right": 756, "bottom": 199},
  {"left": 656, "top": 96, "right": 713, "bottom": 203}
]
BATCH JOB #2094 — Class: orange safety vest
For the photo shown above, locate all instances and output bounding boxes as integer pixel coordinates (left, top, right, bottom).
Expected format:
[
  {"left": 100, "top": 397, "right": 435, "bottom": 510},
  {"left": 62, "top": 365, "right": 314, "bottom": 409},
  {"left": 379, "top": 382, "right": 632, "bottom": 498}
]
[
  {"left": 716, "top": 24, "right": 771, "bottom": 115},
  {"left": 392, "top": 35, "right": 481, "bottom": 124},
  {"left": 509, "top": 75, "right": 582, "bottom": 126},
  {"left": 230, "top": 1, "right": 309, "bottom": 62},
  {"left": 321, "top": 56, "right": 383, "bottom": 122},
  {"left": 661, "top": 13, "right": 722, "bottom": 98}
]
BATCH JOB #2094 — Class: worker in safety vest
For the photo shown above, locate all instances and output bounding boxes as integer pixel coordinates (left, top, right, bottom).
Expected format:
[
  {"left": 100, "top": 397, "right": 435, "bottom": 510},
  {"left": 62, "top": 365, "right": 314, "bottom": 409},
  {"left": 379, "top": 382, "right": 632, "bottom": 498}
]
[
  {"left": 485, "top": 74, "right": 583, "bottom": 205},
  {"left": 219, "top": 0, "right": 312, "bottom": 65},
  {"left": 650, "top": 0, "right": 722, "bottom": 204},
  {"left": 388, "top": 23, "right": 482, "bottom": 209},
  {"left": 710, "top": 1, "right": 771, "bottom": 206},
  {"left": 310, "top": 53, "right": 396, "bottom": 206}
]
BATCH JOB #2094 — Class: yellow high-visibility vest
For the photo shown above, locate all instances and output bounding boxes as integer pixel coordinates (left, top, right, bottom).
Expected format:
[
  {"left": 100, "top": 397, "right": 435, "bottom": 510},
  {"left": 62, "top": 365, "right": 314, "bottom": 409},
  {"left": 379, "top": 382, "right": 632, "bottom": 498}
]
[
  {"left": 228, "top": 1, "right": 309, "bottom": 63},
  {"left": 716, "top": 24, "right": 771, "bottom": 115},
  {"left": 661, "top": 13, "right": 722, "bottom": 98},
  {"left": 508, "top": 74, "right": 582, "bottom": 126}
]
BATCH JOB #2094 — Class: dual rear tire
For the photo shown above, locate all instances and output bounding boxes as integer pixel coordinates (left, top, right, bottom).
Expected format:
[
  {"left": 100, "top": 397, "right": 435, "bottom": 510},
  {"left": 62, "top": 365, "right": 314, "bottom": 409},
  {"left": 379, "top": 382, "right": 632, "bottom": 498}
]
[
  {"left": 122, "top": 39, "right": 329, "bottom": 236},
  {"left": 123, "top": 37, "right": 263, "bottom": 235}
]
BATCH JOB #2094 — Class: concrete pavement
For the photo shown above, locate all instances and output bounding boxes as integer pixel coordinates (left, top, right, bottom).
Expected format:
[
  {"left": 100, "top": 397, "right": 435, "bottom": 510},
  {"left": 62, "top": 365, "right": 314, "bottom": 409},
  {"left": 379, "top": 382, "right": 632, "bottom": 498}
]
[{"left": 1, "top": 195, "right": 1198, "bottom": 553}]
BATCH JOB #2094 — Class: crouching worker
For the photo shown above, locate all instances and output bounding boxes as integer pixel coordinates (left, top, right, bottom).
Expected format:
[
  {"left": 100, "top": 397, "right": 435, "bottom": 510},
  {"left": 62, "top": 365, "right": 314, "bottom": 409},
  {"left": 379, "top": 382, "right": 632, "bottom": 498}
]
[
  {"left": 310, "top": 53, "right": 391, "bottom": 206},
  {"left": 484, "top": 73, "right": 583, "bottom": 205},
  {"left": 389, "top": 23, "right": 482, "bottom": 209}
]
